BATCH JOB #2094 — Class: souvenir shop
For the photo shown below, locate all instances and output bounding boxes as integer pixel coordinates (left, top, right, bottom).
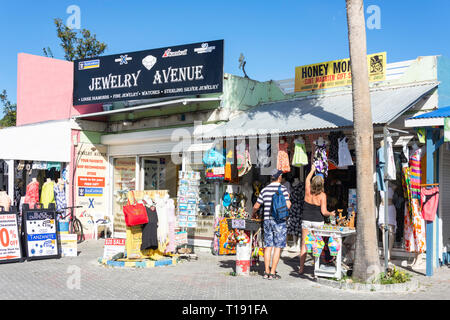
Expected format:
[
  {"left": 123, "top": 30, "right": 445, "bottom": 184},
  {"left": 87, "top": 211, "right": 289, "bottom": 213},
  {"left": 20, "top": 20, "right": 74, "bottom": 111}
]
[
  {"left": 193, "top": 80, "right": 440, "bottom": 271},
  {"left": 188, "top": 131, "right": 358, "bottom": 262}
]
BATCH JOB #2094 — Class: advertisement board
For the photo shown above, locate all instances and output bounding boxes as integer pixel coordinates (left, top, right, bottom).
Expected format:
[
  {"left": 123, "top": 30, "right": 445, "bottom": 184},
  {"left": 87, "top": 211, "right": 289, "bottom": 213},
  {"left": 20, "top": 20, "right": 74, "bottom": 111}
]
[
  {"left": 0, "top": 212, "right": 23, "bottom": 264},
  {"left": 75, "top": 144, "right": 108, "bottom": 236},
  {"left": 295, "top": 52, "right": 386, "bottom": 92},
  {"left": 73, "top": 40, "right": 224, "bottom": 105},
  {"left": 23, "top": 209, "right": 60, "bottom": 260}
]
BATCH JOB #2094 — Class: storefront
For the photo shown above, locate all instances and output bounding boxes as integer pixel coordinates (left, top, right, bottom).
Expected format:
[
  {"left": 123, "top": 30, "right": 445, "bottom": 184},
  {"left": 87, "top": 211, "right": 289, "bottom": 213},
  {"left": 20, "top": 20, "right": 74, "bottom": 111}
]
[{"left": 0, "top": 120, "right": 72, "bottom": 217}]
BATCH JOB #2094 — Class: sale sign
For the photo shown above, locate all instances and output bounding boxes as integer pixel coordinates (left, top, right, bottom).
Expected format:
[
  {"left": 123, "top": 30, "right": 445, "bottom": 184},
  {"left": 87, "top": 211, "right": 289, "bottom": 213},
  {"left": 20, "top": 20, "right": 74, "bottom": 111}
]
[
  {"left": 0, "top": 213, "right": 23, "bottom": 263},
  {"left": 103, "top": 238, "right": 126, "bottom": 260}
]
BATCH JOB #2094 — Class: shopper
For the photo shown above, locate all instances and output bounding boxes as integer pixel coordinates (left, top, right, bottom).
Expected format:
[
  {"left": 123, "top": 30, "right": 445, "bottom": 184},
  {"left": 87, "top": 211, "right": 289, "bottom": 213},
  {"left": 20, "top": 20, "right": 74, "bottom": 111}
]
[
  {"left": 252, "top": 169, "right": 291, "bottom": 280},
  {"left": 299, "top": 164, "right": 335, "bottom": 275}
]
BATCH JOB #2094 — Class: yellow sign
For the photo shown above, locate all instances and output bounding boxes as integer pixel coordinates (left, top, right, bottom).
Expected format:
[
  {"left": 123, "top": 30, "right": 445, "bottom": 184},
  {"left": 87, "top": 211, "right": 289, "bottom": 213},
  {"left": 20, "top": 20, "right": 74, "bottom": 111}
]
[{"left": 294, "top": 52, "right": 386, "bottom": 92}]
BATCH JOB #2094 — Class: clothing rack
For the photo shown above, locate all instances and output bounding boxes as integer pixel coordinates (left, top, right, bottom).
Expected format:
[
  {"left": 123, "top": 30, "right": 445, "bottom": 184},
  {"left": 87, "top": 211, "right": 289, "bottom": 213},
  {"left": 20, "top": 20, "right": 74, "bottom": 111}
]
[{"left": 420, "top": 183, "right": 439, "bottom": 187}]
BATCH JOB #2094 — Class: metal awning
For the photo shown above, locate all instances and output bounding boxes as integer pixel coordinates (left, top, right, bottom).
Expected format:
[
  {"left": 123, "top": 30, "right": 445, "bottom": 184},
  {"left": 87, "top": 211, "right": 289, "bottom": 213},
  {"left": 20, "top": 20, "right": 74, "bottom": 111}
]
[
  {"left": 72, "top": 97, "right": 221, "bottom": 120},
  {"left": 0, "top": 120, "right": 72, "bottom": 162},
  {"left": 405, "top": 105, "right": 450, "bottom": 127},
  {"left": 199, "top": 82, "right": 438, "bottom": 139}
]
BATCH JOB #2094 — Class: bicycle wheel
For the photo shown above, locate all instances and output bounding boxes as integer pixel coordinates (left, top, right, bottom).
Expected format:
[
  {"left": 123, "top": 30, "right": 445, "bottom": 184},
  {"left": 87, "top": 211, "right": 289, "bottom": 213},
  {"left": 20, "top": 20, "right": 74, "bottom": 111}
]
[{"left": 72, "top": 218, "right": 85, "bottom": 244}]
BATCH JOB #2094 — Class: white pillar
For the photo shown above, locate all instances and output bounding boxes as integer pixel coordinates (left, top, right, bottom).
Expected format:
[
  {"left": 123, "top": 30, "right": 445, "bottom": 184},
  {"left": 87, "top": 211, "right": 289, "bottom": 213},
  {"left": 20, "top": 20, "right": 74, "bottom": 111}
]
[{"left": 6, "top": 160, "right": 14, "bottom": 203}]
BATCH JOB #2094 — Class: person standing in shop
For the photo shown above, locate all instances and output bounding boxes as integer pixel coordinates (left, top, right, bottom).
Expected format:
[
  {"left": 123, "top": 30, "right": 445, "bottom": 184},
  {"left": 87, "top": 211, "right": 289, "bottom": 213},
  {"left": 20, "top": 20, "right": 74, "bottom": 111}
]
[
  {"left": 252, "top": 169, "right": 291, "bottom": 280},
  {"left": 299, "top": 164, "right": 335, "bottom": 275}
]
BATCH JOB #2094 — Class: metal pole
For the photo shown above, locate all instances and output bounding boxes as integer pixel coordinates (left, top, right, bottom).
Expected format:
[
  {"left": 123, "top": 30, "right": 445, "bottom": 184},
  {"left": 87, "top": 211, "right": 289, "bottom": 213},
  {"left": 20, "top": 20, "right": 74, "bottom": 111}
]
[{"left": 383, "top": 126, "right": 389, "bottom": 272}]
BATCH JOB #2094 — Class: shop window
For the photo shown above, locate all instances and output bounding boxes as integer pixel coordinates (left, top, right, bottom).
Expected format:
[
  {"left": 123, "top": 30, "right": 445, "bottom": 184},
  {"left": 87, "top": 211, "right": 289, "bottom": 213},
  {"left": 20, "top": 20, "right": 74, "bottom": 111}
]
[{"left": 112, "top": 158, "right": 136, "bottom": 233}]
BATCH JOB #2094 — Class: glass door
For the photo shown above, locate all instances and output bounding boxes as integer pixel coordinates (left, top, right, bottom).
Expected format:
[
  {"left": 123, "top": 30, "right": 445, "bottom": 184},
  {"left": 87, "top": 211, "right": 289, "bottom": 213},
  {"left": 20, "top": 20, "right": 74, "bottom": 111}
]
[{"left": 141, "top": 157, "right": 166, "bottom": 190}]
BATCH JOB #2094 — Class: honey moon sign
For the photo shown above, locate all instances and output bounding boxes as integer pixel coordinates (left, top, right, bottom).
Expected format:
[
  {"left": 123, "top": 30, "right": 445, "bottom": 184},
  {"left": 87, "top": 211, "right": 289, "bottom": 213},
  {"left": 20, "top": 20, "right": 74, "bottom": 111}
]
[{"left": 295, "top": 52, "right": 386, "bottom": 92}]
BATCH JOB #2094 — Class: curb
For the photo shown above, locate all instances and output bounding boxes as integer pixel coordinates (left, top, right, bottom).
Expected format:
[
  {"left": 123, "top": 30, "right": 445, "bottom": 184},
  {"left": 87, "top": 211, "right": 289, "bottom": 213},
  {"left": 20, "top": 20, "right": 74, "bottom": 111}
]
[
  {"left": 316, "top": 277, "right": 420, "bottom": 292},
  {"left": 98, "top": 257, "right": 179, "bottom": 268}
]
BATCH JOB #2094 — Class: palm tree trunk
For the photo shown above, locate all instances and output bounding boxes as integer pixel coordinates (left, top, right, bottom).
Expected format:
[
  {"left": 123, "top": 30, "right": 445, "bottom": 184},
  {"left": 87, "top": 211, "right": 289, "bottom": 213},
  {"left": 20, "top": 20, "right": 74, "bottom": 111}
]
[{"left": 346, "top": 0, "right": 381, "bottom": 281}]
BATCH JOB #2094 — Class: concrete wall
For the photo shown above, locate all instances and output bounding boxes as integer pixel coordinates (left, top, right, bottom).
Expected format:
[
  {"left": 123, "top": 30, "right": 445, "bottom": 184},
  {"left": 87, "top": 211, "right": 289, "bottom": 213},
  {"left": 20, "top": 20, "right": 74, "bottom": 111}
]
[
  {"left": 16, "top": 53, "right": 103, "bottom": 126},
  {"left": 438, "top": 56, "right": 450, "bottom": 108}
]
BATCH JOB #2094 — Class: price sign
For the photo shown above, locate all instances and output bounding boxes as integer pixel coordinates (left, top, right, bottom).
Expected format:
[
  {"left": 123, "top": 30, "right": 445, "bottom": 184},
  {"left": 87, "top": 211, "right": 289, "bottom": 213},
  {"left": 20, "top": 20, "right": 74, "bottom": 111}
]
[
  {"left": 231, "top": 219, "right": 246, "bottom": 229},
  {"left": 103, "top": 238, "right": 126, "bottom": 260},
  {"left": 23, "top": 209, "right": 60, "bottom": 261},
  {"left": 0, "top": 213, "right": 23, "bottom": 264}
]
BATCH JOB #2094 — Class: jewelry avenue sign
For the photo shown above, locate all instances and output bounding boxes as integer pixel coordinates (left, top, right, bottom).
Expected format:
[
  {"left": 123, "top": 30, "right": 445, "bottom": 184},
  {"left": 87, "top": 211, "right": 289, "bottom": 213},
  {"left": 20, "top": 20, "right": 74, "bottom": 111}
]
[{"left": 73, "top": 40, "right": 224, "bottom": 105}]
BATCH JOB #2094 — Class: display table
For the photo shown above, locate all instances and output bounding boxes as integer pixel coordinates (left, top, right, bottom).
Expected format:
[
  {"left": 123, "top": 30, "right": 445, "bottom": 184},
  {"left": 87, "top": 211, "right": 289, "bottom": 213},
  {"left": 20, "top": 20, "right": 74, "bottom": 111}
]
[{"left": 308, "top": 226, "right": 356, "bottom": 280}]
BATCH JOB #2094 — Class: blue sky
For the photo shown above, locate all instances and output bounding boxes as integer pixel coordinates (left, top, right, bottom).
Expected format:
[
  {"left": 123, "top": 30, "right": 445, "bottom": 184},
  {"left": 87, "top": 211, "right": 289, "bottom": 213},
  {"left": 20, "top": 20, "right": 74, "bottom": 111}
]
[{"left": 1, "top": 0, "right": 449, "bottom": 106}]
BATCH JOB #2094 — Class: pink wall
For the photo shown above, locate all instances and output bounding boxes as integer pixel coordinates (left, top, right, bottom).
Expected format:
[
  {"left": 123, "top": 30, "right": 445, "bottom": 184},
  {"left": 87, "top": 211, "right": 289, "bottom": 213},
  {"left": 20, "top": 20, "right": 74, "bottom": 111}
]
[{"left": 17, "top": 53, "right": 103, "bottom": 126}]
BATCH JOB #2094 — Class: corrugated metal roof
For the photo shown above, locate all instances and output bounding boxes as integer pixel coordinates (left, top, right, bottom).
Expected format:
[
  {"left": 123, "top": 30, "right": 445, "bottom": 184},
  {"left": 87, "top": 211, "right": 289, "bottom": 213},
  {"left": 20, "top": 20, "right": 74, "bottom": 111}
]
[
  {"left": 411, "top": 106, "right": 450, "bottom": 119},
  {"left": 201, "top": 82, "right": 437, "bottom": 139}
]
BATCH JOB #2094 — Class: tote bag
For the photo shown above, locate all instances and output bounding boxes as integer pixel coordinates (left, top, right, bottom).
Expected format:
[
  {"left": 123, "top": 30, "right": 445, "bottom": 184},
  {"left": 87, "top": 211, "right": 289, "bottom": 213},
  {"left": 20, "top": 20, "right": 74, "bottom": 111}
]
[{"left": 123, "top": 191, "right": 149, "bottom": 227}]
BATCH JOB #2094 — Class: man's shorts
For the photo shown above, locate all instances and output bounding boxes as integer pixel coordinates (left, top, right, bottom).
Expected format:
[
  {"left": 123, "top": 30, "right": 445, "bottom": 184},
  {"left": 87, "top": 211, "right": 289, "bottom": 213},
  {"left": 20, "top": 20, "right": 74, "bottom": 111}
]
[{"left": 263, "top": 219, "right": 287, "bottom": 248}]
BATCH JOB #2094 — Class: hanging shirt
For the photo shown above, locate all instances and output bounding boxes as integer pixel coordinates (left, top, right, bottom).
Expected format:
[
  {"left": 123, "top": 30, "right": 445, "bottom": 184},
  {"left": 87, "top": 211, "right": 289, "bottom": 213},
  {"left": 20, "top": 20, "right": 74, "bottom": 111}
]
[
  {"left": 378, "top": 188, "right": 397, "bottom": 231},
  {"left": 376, "top": 147, "right": 386, "bottom": 192},
  {"left": 24, "top": 180, "right": 40, "bottom": 209},
  {"left": 203, "top": 148, "right": 225, "bottom": 180},
  {"left": 41, "top": 181, "right": 56, "bottom": 209}
]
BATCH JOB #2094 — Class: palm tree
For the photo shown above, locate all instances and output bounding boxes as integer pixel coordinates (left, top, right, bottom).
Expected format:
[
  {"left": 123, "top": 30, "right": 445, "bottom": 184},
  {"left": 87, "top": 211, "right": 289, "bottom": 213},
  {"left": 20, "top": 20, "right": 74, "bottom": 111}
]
[{"left": 345, "top": 0, "right": 381, "bottom": 281}]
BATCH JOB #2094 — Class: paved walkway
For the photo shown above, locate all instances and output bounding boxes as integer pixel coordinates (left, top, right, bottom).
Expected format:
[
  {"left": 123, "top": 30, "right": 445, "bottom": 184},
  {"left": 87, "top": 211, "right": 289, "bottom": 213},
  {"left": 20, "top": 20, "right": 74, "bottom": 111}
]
[{"left": 0, "top": 240, "right": 449, "bottom": 300}]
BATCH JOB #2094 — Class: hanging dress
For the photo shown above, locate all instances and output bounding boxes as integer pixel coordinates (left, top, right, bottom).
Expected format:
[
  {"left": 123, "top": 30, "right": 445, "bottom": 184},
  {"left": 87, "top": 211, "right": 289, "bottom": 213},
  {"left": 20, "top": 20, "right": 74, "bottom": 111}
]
[
  {"left": 291, "top": 139, "right": 308, "bottom": 167},
  {"left": 385, "top": 136, "right": 396, "bottom": 180},
  {"left": 402, "top": 167, "right": 426, "bottom": 253},
  {"left": 277, "top": 141, "right": 291, "bottom": 173},
  {"left": 409, "top": 148, "right": 422, "bottom": 200},
  {"left": 287, "top": 182, "right": 304, "bottom": 236},
  {"left": 313, "top": 140, "right": 328, "bottom": 177},
  {"left": 24, "top": 180, "right": 40, "bottom": 209},
  {"left": 338, "top": 137, "right": 353, "bottom": 167},
  {"left": 327, "top": 131, "right": 342, "bottom": 166},
  {"left": 256, "top": 141, "right": 271, "bottom": 168},
  {"left": 236, "top": 142, "right": 252, "bottom": 177}
]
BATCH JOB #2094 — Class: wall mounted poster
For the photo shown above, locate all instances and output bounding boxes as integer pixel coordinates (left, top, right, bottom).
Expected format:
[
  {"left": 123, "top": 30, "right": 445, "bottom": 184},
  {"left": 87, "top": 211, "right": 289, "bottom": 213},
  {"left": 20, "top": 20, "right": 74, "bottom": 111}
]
[
  {"left": 23, "top": 209, "right": 60, "bottom": 260},
  {"left": 0, "top": 212, "right": 23, "bottom": 264}
]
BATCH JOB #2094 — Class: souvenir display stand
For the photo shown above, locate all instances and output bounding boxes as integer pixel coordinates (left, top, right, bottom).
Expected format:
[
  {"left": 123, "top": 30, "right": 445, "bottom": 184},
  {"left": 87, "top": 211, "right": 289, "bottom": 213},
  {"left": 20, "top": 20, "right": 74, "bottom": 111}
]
[
  {"left": 309, "top": 226, "right": 356, "bottom": 280},
  {"left": 227, "top": 218, "right": 262, "bottom": 276},
  {"left": 99, "top": 190, "right": 180, "bottom": 268}
]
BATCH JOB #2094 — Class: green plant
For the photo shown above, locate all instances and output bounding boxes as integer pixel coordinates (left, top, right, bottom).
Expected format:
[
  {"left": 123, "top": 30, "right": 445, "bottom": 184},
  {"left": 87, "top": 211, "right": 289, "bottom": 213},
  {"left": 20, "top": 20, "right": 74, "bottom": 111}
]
[{"left": 375, "top": 267, "right": 411, "bottom": 284}]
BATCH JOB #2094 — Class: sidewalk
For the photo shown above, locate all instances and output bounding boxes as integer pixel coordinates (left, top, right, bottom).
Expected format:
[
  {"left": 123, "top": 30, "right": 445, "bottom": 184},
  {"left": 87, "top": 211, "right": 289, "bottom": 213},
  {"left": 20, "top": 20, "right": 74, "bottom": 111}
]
[{"left": 0, "top": 240, "right": 449, "bottom": 300}]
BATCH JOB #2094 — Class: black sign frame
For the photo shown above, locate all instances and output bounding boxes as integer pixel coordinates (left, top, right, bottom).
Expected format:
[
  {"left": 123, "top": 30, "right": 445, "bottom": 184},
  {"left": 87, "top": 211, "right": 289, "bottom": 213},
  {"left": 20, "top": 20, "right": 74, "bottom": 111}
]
[
  {"left": 0, "top": 211, "right": 24, "bottom": 264},
  {"left": 73, "top": 39, "right": 224, "bottom": 106},
  {"left": 22, "top": 207, "right": 61, "bottom": 261}
]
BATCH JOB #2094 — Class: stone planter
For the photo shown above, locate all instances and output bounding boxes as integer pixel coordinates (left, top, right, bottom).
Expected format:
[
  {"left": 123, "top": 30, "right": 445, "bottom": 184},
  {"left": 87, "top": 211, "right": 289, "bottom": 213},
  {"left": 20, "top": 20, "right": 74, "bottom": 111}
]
[{"left": 316, "top": 277, "right": 420, "bottom": 292}]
